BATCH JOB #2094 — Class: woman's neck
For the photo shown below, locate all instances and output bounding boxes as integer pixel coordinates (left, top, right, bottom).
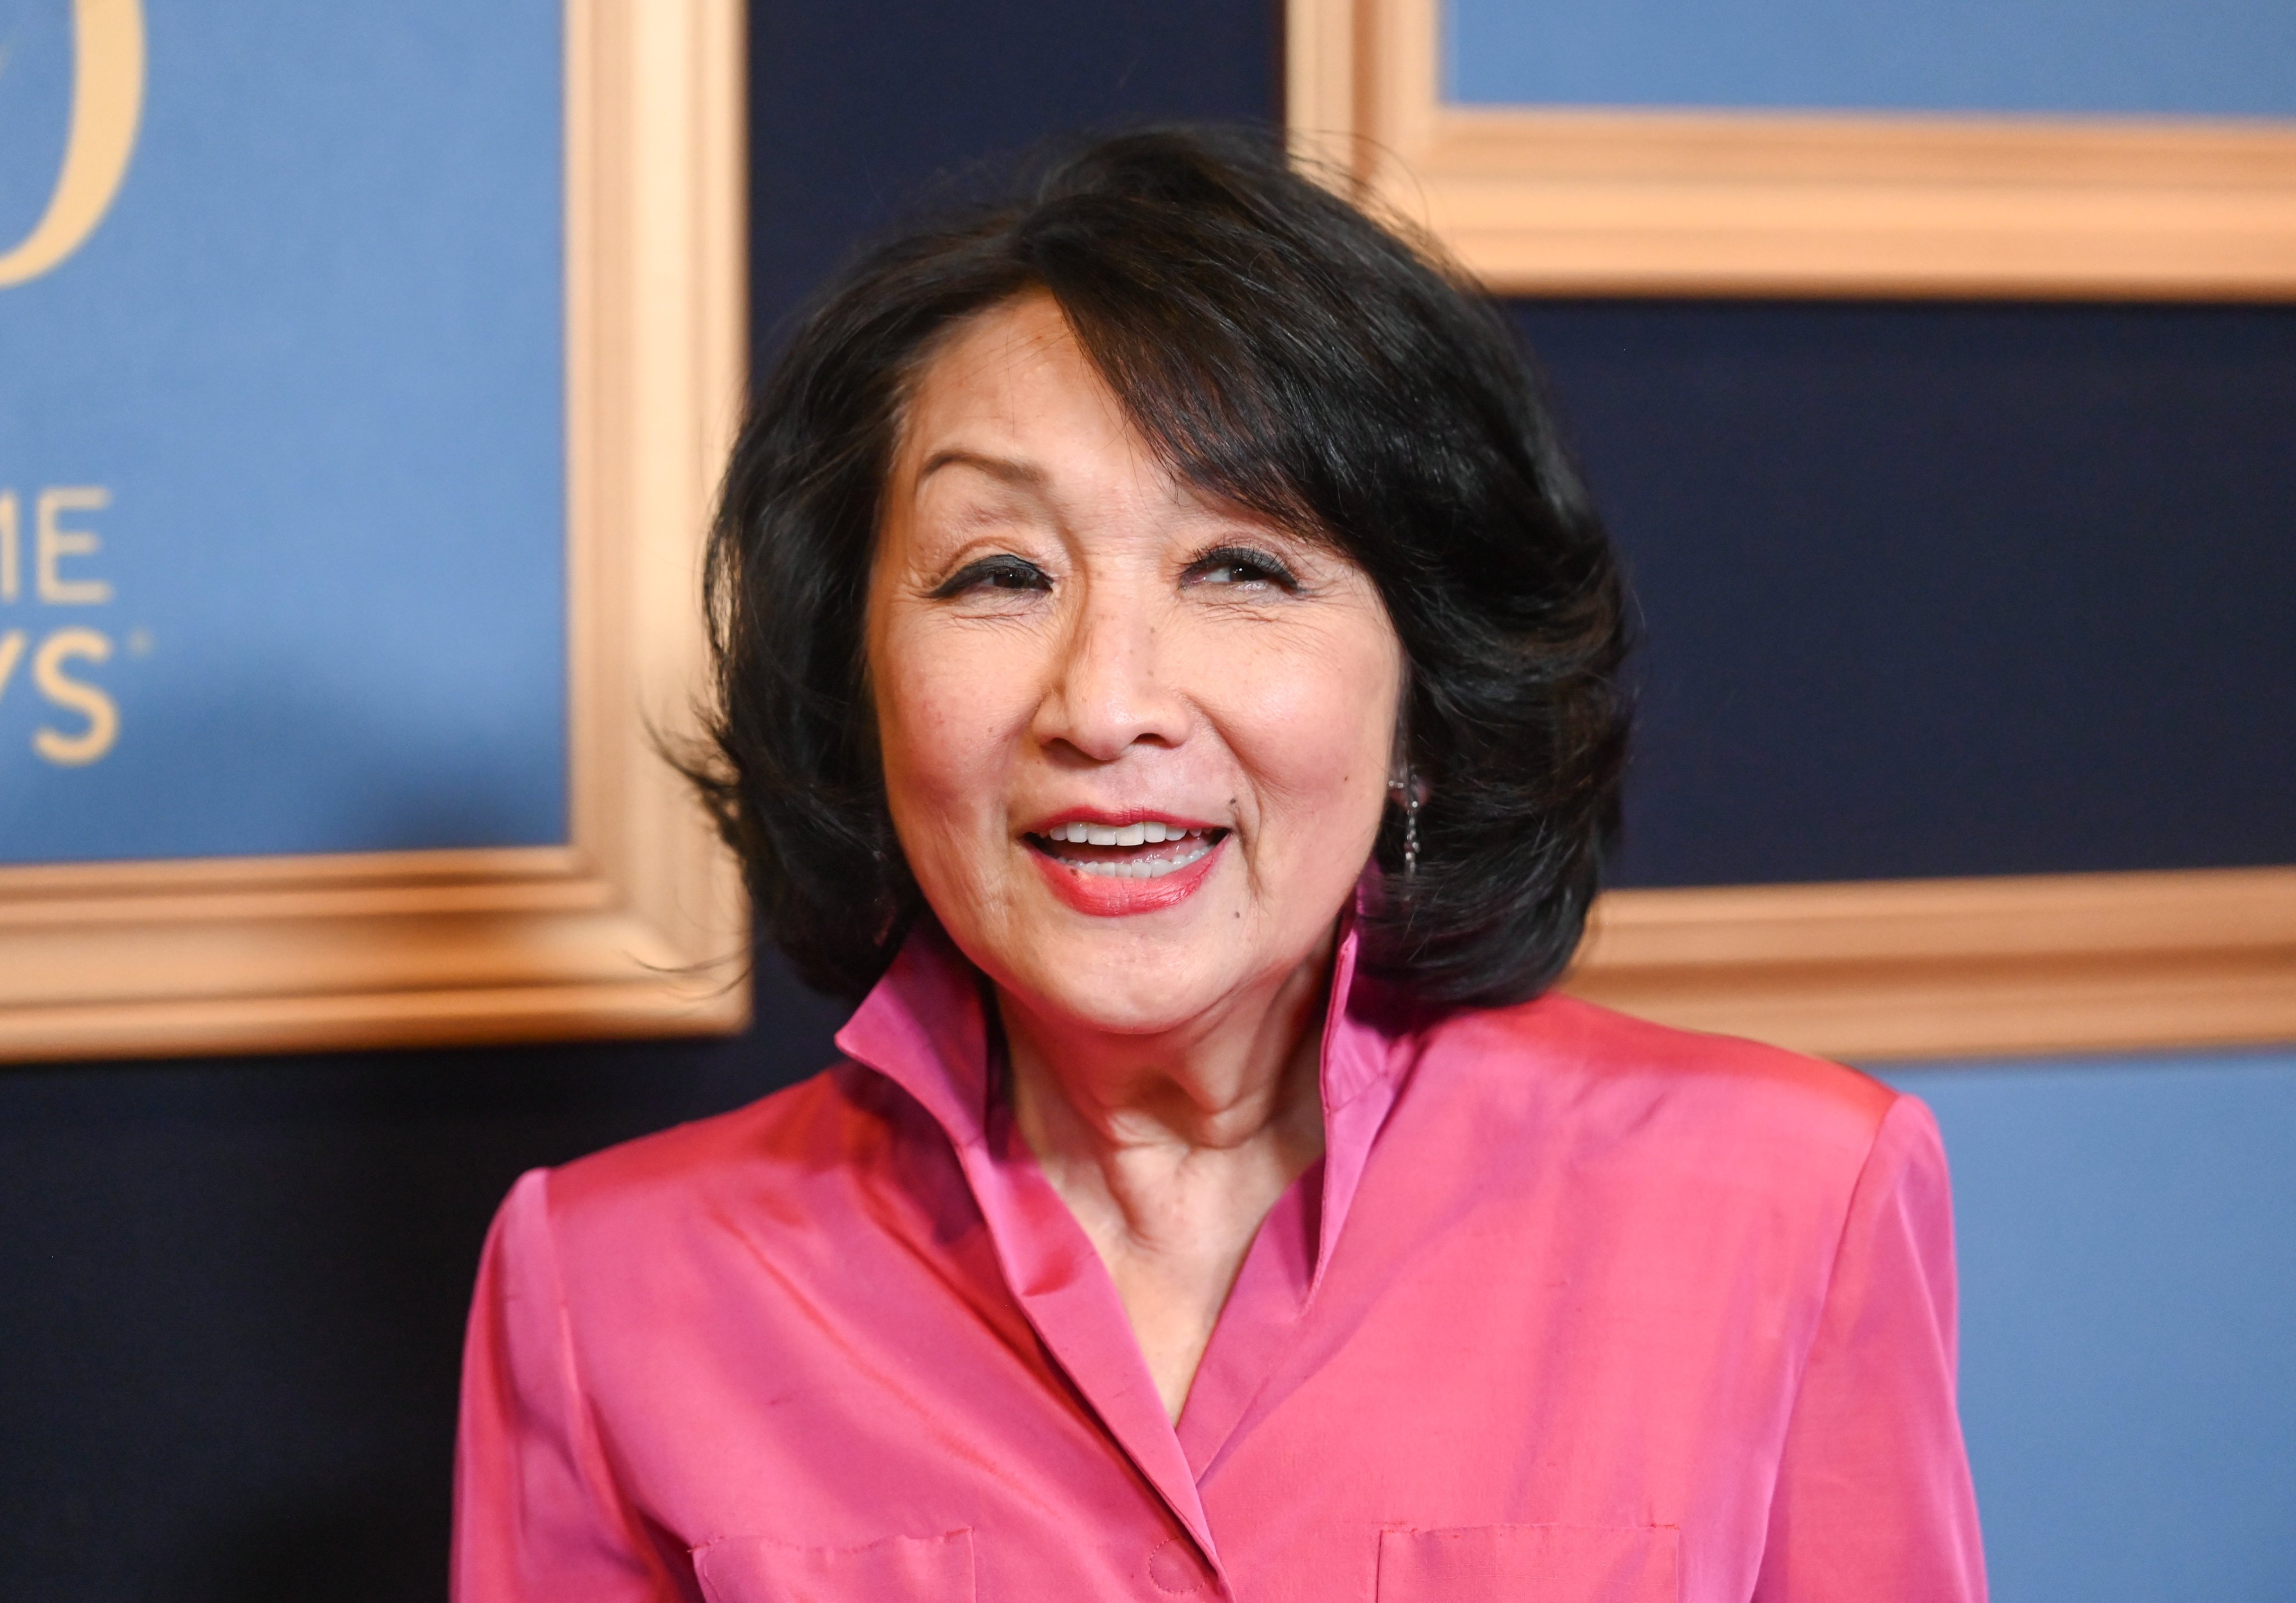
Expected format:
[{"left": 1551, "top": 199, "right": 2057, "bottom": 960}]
[{"left": 999, "top": 939, "right": 1332, "bottom": 1421}]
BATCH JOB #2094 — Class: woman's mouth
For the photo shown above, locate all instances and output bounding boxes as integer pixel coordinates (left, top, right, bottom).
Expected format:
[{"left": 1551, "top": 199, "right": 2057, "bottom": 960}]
[
  {"left": 1024, "top": 820, "right": 1226, "bottom": 879},
  {"left": 1020, "top": 816, "right": 1230, "bottom": 914}
]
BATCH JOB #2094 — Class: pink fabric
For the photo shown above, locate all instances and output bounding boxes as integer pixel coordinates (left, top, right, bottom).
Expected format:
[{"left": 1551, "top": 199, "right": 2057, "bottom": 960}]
[{"left": 454, "top": 918, "right": 1985, "bottom": 1601}]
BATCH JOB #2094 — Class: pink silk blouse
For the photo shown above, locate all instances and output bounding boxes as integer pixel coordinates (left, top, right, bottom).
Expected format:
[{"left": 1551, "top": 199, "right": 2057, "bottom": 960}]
[{"left": 454, "top": 916, "right": 1985, "bottom": 1602}]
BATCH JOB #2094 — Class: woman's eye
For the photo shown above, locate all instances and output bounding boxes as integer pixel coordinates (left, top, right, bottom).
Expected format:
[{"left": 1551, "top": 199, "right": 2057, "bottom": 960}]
[
  {"left": 1190, "top": 546, "right": 1299, "bottom": 590},
  {"left": 932, "top": 556, "right": 1050, "bottom": 598}
]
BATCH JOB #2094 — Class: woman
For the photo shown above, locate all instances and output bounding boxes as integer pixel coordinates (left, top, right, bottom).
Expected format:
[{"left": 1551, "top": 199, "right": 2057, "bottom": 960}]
[{"left": 455, "top": 129, "right": 1984, "bottom": 1601}]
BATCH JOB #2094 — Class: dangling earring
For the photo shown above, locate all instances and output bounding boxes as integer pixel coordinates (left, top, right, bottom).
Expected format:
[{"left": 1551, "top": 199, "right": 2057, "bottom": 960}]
[
  {"left": 1404, "top": 776, "right": 1420, "bottom": 879},
  {"left": 1391, "top": 768, "right": 1420, "bottom": 879}
]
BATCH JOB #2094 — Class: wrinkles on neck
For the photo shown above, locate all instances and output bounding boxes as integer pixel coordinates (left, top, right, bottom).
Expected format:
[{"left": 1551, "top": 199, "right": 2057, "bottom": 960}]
[
  {"left": 997, "top": 927, "right": 1334, "bottom": 1420},
  {"left": 1000, "top": 923, "right": 1332, "bottom": 1180}
]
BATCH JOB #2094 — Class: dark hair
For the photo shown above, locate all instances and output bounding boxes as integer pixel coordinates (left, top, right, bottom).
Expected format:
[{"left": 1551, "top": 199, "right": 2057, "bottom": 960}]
[{"left": 691, "top": 126, "right": 1628, "bottom": 1006}]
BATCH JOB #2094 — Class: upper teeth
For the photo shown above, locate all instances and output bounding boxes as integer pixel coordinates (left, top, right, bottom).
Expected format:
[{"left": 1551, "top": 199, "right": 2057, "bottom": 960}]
[{"left": 1057, "top": 820, "right": 1194, "bottom": 845}]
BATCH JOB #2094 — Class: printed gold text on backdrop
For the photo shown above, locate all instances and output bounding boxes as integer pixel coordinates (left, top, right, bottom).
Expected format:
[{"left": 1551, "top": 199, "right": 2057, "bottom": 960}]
[
  {"left": 0, "top": 487, "right": 122, "bottom": 765},
  {"left": 0, "top": 0, "right": 146, "bottom": 287}
]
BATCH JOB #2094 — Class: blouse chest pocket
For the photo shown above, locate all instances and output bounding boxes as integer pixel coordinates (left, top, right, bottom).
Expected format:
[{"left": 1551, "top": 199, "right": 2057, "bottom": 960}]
[
  {"left": 691, "top": 1528, "right": 974, "bottom": 1603},
  {"left": 1376, "top": 1523, "right": 1677, "bottom": 1603}
]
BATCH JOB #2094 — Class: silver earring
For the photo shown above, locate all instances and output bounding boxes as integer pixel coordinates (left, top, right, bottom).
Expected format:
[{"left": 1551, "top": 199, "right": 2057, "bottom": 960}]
[{"left": 1392, "top": 769, "right": 1419, "bottom": 878}]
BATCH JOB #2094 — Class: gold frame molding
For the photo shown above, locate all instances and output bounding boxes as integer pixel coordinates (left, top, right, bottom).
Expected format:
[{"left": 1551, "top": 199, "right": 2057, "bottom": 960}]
[
  {"left": 1567, "top": 869, "right": 2296, "bottom": 1062},
  {"left": 0, "top": 0, "right": 750, "bottom": 1062},
  {"left": 1288, "top": 0, "right": 2296, "bottom": 298}
]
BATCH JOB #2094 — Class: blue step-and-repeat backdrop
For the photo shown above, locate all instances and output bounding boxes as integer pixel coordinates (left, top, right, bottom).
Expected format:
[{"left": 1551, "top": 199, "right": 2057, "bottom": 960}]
[{"left": 0, "top": 0, "right": 567, "bottom": 863}]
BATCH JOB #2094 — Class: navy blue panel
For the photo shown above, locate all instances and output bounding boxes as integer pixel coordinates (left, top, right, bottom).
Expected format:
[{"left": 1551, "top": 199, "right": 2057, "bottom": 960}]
[
  {"left": 750, "top": 0, "right": 1278, "bottom": 361},
  {"left": 1448, "top": 0, "right": 2296, "bottom": 118},
  {"left": 1886, "top": 1054, "right": 2296, "bottom": 1602},
  {"left": 1514, "top": 300, "right": 2296, "bottom": 888}
]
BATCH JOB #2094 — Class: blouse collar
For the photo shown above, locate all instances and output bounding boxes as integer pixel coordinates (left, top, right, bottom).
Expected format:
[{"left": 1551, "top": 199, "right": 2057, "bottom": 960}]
[
  {"left": 833, "top": 882, "right": 1417, "bottom": 1290},
  {"left": 831, "top": 888, "right": 1420, "bottom": 1558}
]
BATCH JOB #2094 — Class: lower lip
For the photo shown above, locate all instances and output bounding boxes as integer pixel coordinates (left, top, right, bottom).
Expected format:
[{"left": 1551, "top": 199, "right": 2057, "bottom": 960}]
[{"left": 1026, "top": 834, "right": 1227, "bottom": 917}]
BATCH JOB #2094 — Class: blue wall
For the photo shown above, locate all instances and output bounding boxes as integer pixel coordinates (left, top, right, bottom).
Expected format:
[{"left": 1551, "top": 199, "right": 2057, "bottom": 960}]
[
  {"left": 1447, "top": 0, "right": 2296, "bottom": 117},
  {"left": 1886, "top": 1054, "right": 2296, "bottom": 1601},
  {"left": 0, "top": 0, "right": 567, "bottom": 861}
]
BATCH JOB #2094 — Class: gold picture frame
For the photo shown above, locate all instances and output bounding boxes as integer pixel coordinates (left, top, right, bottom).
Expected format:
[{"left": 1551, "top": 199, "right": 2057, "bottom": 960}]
[
  {"left": 0, "top": 0, "right": 750, "bottom": 1061},
  {"left": 1288, "top": 0, "right": 2296, "bottom": 299},
  {"left": 1568, "top": 868, "right": 2296, "bottom": 1061},
  {"left": 1291, "top": 0, "right": 2296, "bottom": 1057}
]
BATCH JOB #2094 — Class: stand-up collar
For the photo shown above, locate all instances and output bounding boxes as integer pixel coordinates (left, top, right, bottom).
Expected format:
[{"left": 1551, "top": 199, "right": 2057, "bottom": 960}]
[
  {"left": 833, "top": 917, "right": 1000, "bottom": 1154},
  {"left": 831, "top": 893, "right": 1417, "bottom": 1572},
  {"left": 834, "top": 899, "right": 1412, "bottom": 1269}
]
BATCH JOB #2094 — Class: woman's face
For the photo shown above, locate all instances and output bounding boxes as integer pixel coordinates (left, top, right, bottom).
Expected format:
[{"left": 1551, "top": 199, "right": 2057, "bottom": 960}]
[{"left": 867, "top": 293, "right": 1405, "bottom": 1038}]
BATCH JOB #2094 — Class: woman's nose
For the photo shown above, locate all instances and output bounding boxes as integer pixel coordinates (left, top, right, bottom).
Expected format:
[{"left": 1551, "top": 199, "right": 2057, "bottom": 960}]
[{"left": 1038, "top": 589, "right": 1186, "bottom": 762}]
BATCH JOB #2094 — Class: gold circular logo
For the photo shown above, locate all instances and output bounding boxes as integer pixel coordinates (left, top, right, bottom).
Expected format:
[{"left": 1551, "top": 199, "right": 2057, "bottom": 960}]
[{"left": 0, "top": 0, "right": 146, "bottom": 288}]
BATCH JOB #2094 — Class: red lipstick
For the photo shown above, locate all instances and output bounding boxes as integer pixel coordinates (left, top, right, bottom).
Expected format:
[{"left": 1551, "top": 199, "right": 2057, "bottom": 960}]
[{"left": 1020, "top": 812, "right": 1228, "bottom": 917}]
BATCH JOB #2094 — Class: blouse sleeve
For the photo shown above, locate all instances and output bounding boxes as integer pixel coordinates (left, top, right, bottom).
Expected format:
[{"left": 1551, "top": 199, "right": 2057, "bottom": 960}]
[
  {"left": 1753, "top": 1094, "right": 1989, "bottom": 1602},
  {"left": 452, "top": 1169, "right": 692, "bottom": 1603}
]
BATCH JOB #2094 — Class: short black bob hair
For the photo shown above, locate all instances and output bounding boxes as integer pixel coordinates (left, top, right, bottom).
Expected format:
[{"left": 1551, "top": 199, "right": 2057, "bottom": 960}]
[{"left": 693, "top": 125, "right": 1628, "bottom": 1008}]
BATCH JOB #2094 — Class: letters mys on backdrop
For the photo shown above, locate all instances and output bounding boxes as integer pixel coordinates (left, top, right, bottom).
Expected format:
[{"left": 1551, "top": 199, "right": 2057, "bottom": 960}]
[{"left": 3, "top": 0, "right": 145, "bottom": 768}]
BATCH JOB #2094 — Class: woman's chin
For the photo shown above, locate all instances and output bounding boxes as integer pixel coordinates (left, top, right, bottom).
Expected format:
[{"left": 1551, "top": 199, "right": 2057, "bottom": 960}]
[{"left": 1000, "top": 952, "right": 1234, "bottom": 1040}]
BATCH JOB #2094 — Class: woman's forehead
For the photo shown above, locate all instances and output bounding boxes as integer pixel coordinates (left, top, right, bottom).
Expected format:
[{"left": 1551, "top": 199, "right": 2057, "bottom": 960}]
[
  {"left": 887, "top": 291, "right": 1341, "bottom": 558},
  {"left": 897, "top": 296, "right": 1134, "bottom": 468},
  {"left": 889, "top": 300, "right": 1194, "bottom": 536}
]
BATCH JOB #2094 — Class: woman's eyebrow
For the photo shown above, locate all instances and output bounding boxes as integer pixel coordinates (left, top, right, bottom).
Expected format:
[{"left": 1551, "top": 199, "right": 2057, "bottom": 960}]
[{"left": 915, "top": 447, "right": 1045, "bottom": 489}]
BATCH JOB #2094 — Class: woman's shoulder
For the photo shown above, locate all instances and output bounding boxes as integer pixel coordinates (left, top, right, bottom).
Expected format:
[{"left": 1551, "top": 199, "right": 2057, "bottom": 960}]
[{"left": 1413, "top": 990, "right": 1929, "bottom": 1190}]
